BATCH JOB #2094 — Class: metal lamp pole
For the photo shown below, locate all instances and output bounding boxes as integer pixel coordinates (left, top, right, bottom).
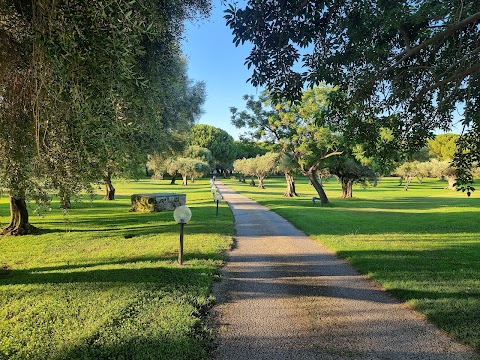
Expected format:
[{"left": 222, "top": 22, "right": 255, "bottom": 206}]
[{"left": 173, "top": 206, "right": 192, "bottom": 265}]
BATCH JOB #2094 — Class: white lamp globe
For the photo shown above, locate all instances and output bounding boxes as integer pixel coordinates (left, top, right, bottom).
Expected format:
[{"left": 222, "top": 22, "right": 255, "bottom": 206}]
[
  {"left": 173, "top": 206, "right": 192, "bottom": 224},
  {"left": 214, "top": 193, "right": 223, "bottom": 201}
]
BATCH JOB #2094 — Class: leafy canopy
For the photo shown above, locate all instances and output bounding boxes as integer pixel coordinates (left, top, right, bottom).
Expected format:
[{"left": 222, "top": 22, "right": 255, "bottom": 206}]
[{"left": 225, "top": 0, "right": 480, "bottom": 191}]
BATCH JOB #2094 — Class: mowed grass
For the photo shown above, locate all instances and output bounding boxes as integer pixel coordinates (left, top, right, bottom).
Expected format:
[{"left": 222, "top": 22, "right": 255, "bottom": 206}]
[
  {"left": 223, "top": 176, "right": 480, "bottom": 352},
  {"left": 0, "top": 179, "right": 233, "bottom": 360}
]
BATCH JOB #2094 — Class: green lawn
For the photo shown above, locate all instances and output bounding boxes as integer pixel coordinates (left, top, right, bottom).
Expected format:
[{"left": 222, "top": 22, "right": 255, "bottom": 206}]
[
  {"left": 223, "top": 176, "right": 480, "bottom": 353},
  {"left": 0, "top": 179, "right": 233, "bottom": 360}
]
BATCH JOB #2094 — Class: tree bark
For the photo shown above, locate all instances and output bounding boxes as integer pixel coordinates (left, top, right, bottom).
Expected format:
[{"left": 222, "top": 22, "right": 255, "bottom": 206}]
[
  {"left": 404, "top": 176, "right": 412, "bottom": 191},
  {"left": 182, "top": 175, "right": 188, "bottom": 186},
  {"left": 249, "top": 176, "right": 256, "bottom": 186},
  {"left": 170, "top": 174, "right": 177, "bottom": 184},
  {"left": 398, "top": 176, "right": 403, "bottom": 186},
  {"left": 341, "top": 178, "right": 353, "bottom": 198},
  {"left": 59, "top": 188, "right": 71, "bottom": 209},
  {"left": 2, "top": 194, "right": 38, "bottom": 236},
  {"left": 258, "top": 176, "right": 265, "bottom": 188},
  {"left": 103, "top": 173, "right": 115, "bottom": 200},
  {"left": 447, "top": 175, "right": 456, "bottom": 190},
  {"left": 284, "top": 172, "right": 298, "bottom": 197},
  {"left": 307, "top": 171, "right": 329, "bottom": 204}
]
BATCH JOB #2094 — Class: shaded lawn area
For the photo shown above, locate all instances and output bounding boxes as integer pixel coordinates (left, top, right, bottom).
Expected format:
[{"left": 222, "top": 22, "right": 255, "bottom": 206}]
[
  {"left": 224, "top": 176, "right": 480, "bottom": 353},
  {"left": 0, "top": 179, "right": 233, "bottom": 360}
]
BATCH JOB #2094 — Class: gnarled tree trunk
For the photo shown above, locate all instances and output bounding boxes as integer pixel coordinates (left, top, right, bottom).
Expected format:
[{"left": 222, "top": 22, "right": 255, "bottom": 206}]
[
  {"left": 182, "top": 175, "right": 188, "bottom": 186},
  {"left": 258, "top": 176, "right": 265, "bottom": 188},
  {"left": 447, "top": 175, "right": 456, "bottom": 190},
  {"left": 404, "top": 176, "right": 412, "bottom": 191},
  {"left": 306, "top": 171, "right": 329, "bottom": 204},
  {"left": 2, "top": 194, "right": 38, "bottom": 236},
  {"left": 170, "top": 174, "right": 177, "bottom": 184},
  {"left": 103, "top": 173, "right": 115, "bottom": 200},
  {"left": 341, "top": 177, "right": 353, "bottom": 198},
  {"left": 284, "top": 172, "right": 298, "bottom": 197},
  {"left": 249, "top": 176, "right": 256, "bottom": 186}
]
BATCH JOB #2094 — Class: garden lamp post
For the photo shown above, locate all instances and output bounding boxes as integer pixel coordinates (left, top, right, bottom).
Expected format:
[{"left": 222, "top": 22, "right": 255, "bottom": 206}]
[
  {"left": 214, "top": 193, "right": 223, "bottom": 218},
  {"left": 173, "top": 205, "right": 192, "bottom": 265}
]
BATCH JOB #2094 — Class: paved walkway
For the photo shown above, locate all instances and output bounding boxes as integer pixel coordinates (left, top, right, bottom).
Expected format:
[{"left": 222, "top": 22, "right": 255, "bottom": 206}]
[{"left": 212, "top": 182, "right": 478, "bottom": 360}]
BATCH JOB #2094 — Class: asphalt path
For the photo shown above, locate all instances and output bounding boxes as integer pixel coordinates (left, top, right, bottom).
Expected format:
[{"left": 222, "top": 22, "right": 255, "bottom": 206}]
[{"left": 212, "top": 182, "right": 478, "bottom": 360}]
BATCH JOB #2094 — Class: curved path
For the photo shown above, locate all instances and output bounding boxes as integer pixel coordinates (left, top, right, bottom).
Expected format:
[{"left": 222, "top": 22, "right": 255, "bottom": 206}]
[{"left": 212, "top": 182, "right": 477, "bottom": 360}]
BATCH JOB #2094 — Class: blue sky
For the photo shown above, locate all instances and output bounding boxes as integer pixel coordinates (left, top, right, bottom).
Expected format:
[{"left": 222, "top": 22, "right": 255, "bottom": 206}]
[{"left": 181, "top": 2, "right": 259, "bottom": 140}]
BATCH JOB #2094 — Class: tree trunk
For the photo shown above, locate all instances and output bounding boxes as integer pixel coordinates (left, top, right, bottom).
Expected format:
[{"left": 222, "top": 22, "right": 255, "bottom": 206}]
[
  {"left": 307, "top": 171, "right": 329, "bottom": 204},
  {"left": 258, "top": 176, "right": 265, "bottom": 188},
  {"left": 447, "top": 175, "right": 456, "bottom": 190},
  {"left": 103, "top": 173, "right": 115, "bottom": 200},
  {"left": 170, "top": 174, "right": 177, "bottom": 184},
  {"left": 249, "top": 176, "right": 256, "bottom": 186},
  {"left": 341, "top": 178, "right": 353, "bottom": 198},
  {"left": 59, "top": 188, "right": 71, "bottom": 209},
  {"left": 398, "top": 176, "right": 403, "bottom": 186},
  {"left": 404, "top": 176, "right": 412, "bottom": 191},
  {"left": 284, "top": 172, "right": 298, "bottom": 197},
  {"left": 2, "top": 194, "right": 38, "bottom": 235},
  {"left": 182, "top": 175, "right": 188, "bottom": 186}
]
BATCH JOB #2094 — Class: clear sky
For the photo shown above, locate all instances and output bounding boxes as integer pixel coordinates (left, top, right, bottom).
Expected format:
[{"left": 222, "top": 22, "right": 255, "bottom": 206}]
[{"left": 181, "top": 2, "right": 260, "bottom": 140}]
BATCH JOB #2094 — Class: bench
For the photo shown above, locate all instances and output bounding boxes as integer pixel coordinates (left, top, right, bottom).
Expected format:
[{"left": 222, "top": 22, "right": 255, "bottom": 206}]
[{"left": 312, "top": 197, "right": 327, "bottom": 205}]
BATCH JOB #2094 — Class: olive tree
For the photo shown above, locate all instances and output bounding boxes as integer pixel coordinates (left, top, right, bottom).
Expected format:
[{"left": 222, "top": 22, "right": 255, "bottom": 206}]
[
  {"left": 166, "top": 157, "right": 210, "bottom": 186},
  {"left": 0, "top": 0, "right": 209, "bottom": 233}
]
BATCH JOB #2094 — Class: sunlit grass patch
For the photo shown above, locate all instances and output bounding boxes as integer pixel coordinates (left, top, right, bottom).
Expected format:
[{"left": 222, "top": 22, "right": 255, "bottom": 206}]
[{"left": 0, "top": 179, "right": 233, "bottom": 360}]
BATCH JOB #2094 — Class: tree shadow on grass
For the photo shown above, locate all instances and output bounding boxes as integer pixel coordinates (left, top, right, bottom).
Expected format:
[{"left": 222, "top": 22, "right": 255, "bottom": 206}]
[
  {"left": 52, "top": 336, "right": 208, "bottom": 360},
  {"left": 0, "top": 255, "right": 220, "bottom": 287}
]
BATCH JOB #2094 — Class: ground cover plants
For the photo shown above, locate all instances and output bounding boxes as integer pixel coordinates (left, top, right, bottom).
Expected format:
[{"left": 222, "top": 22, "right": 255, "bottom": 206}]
[
  {"left": 224, "top": 176, "right": 480, "bottom": 352},
  {"left": 0, "top": 179, "right": 233, "bottom": 360}
]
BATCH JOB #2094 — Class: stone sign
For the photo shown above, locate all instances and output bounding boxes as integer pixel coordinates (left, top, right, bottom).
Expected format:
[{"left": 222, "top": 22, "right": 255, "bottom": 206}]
[{"left": 130, "top": 193, "right": 186, "bottom": 212}]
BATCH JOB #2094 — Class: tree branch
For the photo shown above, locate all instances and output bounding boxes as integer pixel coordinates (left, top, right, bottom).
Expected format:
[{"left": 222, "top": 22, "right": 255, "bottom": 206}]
[
  {"left": 395, "top": 11, "right": 480, "bottom": 64},
  {"left": 309, "top": 151, "right": 343, "bottom": 172},
  {"left": 414, "top": 62, "right": 480, "bottom": 102}
]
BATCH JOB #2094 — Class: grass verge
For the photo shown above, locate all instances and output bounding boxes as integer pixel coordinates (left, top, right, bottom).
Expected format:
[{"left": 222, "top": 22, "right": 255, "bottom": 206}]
[
  {"left": 0, "top": 179, "right": 233, "bottom": 360},
  {"left": 223, "top": 176, "right": 480, "bottom": 352}
]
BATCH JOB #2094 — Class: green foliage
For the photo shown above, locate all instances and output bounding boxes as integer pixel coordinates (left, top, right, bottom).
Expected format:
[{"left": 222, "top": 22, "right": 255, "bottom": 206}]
[
  {"left": 328, "top": 156, "right": 377, "bottom": 198},
  {"left": 223, "top": 176, "right": 480, "bottom": 352},
  {"left": 234, "top": 152, "right": 281, "bottom": 188},
  {"left": 0, "top": 179, "right": 233, "bottom": 359},
  {"left": 234, "top": 140, "right": 273, "bottom": 159},
  {"left": 166, "top": 157, "right": 210, "bottom": 185},
  {"left": 428, "top": 133, "right": 460, "bottom": 161},
  {"left": 188, "top": 124, "right": 237, "bottom": 168},
  {"left": 225, "top": 1, "right": 480, "bottom": 191},
  {"left": 0, "top": 0, "right": 208, "bottom": 232},
  {"left": 231, "top": 87, "right": 342, "bottom": 202},
  {"left": 184, "top": 145, "right": 215, "bottom": 169}
]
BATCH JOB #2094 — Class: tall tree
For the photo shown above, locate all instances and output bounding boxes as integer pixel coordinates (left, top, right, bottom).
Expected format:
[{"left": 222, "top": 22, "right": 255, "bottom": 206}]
[
  {"left": 188, "top": 124, "right": 237, "bottom": 170},
  {"left": 225, "top": 1, "right": 480, "bottom": 192},
  {"left": 0, "top": 0, "right": 210, "bottom": 234},
  {"left": 428, "top": 133, "right": 460, "bottom": 161},
  {"left": 231, "top": 87, "right": 342, "bottom": 204}
]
